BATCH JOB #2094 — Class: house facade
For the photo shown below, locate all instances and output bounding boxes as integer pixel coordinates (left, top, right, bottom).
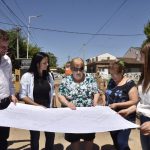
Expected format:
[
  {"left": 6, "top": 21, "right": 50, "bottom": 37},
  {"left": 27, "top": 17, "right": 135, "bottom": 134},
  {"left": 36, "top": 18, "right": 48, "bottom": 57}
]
[
  {"left": 86, "top": 48, "right": 143, "bottom": 82},
  {"left": 86, "top": 53, "right": 116, "bottom": 74}
]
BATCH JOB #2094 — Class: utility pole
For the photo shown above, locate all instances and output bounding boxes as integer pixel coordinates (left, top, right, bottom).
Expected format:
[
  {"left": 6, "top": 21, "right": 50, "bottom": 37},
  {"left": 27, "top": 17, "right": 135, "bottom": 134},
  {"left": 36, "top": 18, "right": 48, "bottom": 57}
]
[
  {"left": 27, "top": 15, "right": 41, "bottom": 59},
  {"left": 16, "top": 27, "right": 21, "bottom": 59}
]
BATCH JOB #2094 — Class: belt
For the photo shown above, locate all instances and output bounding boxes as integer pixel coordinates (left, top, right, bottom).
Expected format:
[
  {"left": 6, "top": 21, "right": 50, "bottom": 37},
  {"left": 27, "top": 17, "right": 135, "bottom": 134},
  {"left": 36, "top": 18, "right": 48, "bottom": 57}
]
[{"left": 0, "top": 96, "right": 10, "bottom": 103}]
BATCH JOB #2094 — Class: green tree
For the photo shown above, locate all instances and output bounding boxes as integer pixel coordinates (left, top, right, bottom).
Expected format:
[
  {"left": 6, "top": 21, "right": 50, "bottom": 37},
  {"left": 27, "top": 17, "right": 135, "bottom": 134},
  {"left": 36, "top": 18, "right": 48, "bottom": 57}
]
[
  {"left": 142, "top": 21, "right": 150, "bottom": 47},
  {"left": 7, "top": 28, "right": 27, "bottom": 58},
  {"left": 28, "top": 44, "right": 40, "bottom": 57},
  {"left": 47, "top": 52, "right": 57, "bottom": 67},
  {"left": 6, "top": 28, "right": 57, "bottom": 70}
]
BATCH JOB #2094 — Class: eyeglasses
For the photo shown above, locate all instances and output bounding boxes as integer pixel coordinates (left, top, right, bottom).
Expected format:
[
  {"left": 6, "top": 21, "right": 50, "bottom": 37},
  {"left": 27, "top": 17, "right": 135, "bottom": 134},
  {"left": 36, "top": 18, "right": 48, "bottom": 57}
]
[{"left": 72, "top": 67, "right": 84, "bottom": 72}]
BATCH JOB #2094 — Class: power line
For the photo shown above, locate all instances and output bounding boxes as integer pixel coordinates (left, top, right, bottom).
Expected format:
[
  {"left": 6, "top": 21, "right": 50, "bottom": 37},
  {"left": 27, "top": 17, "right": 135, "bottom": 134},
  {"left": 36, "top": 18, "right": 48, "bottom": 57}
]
[
  {"left": 79, "top": 0, "right": 129, "bottom": 50},
  {"left": 0, "top": 21, "right": 144, "bottom": 37},
  {"left": 0, "top": 0, "right": 39, "bottom": 44},
  {"left": 14, "top": 0, "right": 27, "bottom": 23},
  {"left": 1, "top": 0, "right": 27, "bottom": 28},
  {"left": 13, "top": 0, "right": 39, "bottom": 44},
  {"left": 0, "top": 6, "right": 16, "bottom": 25}
]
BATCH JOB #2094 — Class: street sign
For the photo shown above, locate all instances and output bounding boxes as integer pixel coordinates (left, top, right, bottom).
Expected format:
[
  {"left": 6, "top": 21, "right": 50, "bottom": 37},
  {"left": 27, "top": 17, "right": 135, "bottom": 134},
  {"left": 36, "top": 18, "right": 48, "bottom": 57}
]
[{"left": 21, "top": 59, "right": 31, "bottom": 67}]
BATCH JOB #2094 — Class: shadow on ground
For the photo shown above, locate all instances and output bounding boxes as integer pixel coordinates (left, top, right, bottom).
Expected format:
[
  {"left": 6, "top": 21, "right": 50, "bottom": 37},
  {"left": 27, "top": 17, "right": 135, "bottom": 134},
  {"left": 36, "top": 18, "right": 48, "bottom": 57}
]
[
  {"left": 101, "top": 144, "right": 116, "bottom": 150},
  {"left": 8, "top": 139, "right": 30, "bottom": 150},
  {"left": 8, "top": 141, "right": 116, "bottom": 150},
  {"left": 8, "top": 142, "right": 64, "bottom": 150},
  {"left": 66, "top": 142, "right": 99, "bottom": 150}
]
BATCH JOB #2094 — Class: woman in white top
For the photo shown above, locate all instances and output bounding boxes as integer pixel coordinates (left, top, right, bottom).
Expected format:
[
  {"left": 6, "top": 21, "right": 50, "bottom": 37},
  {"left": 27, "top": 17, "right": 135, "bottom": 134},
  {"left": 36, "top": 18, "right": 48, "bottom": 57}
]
[
  {"left": 19, "top": 52, "right": 55, "bottom": 150},
  {"left": 137, "top": 43, "right": 150, "bottom": 150}
]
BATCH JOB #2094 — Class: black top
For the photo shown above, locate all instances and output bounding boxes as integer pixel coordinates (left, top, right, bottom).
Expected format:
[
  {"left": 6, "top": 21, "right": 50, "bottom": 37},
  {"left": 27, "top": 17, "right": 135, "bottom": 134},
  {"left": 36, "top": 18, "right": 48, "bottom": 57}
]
[
  {"left": 33, "top": 77, "right": 51, "bottom": 108},
  {"left": 105, "top": 78, "right": 136, "bottom": 121}
]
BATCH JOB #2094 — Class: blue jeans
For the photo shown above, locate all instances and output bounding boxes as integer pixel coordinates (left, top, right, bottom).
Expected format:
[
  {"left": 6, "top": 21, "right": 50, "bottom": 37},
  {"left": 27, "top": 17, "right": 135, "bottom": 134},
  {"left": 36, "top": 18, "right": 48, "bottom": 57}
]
[
  {"left": 30, "top": 130, "right": 55, "bottom": 150},
  {"left": 110, "top": 129, "right": 131, "bottom": 150},
  {"left": 140, "top": 115, "right": 150, "bottom": 150}
]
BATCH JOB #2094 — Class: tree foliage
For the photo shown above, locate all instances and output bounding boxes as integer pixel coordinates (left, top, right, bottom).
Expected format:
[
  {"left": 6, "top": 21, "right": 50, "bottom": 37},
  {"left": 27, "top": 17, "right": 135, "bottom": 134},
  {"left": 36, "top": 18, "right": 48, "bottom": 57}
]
[
  {"left": 142, "top": 21, "right": 150, "bottom": 47},
  {"left": 6, "top": 28, "right": 57, "bottom": 70},
  {"left": 47, "top": 52, "right": 57, "bottom": 67}
]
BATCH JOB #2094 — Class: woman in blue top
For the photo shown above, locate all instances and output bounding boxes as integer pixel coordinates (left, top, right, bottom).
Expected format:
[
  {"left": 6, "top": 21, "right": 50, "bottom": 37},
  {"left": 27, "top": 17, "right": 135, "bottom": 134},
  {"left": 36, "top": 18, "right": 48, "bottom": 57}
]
[
  {"left": 19, "top": 52, "right": 55, "bottom": 150},
  {"left": 105, "top": 61, "right": 138, "bottom": 150}
]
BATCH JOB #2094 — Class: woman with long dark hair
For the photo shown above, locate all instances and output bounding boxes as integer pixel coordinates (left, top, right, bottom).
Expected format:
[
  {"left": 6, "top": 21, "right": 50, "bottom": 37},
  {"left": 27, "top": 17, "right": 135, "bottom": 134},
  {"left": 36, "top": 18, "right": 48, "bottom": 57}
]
[
  {"left": 137, "top": 43, "right": 150, "bottom": 150},
  {"left": 19, "top": 52, "right": 55, "bottom": 150}
]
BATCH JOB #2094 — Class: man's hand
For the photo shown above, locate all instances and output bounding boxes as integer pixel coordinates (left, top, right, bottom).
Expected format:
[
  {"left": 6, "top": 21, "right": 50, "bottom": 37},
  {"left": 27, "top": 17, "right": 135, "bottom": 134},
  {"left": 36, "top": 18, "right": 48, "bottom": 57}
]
[{"left": 11, "top": 95, "right": 18, "bottom": 105}]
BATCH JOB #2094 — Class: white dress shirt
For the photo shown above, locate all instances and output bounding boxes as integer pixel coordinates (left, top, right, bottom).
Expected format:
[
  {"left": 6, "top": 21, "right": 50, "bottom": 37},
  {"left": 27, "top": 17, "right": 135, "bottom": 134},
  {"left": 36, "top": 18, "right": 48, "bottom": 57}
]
[{"left": 0, "top": 55, "right": 15, "bottom": 100}]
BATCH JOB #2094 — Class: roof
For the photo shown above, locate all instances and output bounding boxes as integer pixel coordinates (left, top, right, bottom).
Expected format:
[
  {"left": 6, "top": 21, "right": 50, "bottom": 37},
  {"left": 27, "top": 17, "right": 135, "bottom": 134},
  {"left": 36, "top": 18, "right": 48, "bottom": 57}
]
[
  {"left": 124, "top": 47, "right": 141, "bottom": 59},
  {"left": 118, "top": 57, "right": 143, "bottom": 64}
]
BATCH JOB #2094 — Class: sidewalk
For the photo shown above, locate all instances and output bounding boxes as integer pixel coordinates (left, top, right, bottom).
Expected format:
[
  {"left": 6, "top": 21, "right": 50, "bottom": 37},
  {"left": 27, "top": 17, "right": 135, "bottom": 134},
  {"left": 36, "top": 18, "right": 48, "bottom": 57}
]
[{"left": 8, "top": 127, "right": 141, "bottom": 150}]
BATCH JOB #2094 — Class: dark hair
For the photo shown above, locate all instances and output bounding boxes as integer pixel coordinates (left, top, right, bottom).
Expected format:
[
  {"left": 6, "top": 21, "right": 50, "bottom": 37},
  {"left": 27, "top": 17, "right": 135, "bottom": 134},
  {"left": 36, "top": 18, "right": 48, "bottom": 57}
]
[
  {"left": 28, "top": 52, "right": 50, "bottom": 80},
  {"left": 0, "top": 29, "right": 9, "bottom": 41},
  {"left": 65, "top": 61, "right": 71, "bottom": 68},
  {"left": 138, "top": 43, "right": 150, "bottom": 93},
  {"left": 109, "top": 61, "right": 125, "bottom": 74}
]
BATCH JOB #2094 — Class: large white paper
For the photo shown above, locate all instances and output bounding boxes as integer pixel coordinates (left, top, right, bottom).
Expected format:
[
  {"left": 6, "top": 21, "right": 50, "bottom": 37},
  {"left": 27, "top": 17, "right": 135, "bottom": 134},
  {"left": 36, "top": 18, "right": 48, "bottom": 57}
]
[{"left": 0, "top": 103, "right": 139, "bottom": 133}]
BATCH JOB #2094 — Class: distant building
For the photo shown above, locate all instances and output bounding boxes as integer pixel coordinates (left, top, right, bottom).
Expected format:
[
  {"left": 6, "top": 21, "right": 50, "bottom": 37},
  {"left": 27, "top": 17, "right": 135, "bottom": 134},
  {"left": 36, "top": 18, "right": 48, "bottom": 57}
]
[
  {"left": 86, "top": 48, "right": 143, "bottom": 81},
  {"left": 121, "top": 47, "right": 143, "bottom": 73},
  {"left": 86, "top": 53, "right": 116, "bottom": 74},
  {"left": 124, "top": 47, "right": 141, "bottom": 60}
]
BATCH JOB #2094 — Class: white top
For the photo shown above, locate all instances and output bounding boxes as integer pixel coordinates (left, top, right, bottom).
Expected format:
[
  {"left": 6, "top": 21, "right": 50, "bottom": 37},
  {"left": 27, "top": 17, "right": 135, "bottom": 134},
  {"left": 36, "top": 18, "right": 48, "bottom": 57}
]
[
  {"left": 19, "top": 72, "right": 54, "bottom": 107},
  {"left": 137, "top": 83, "right": 150, "bottom": 118},
  {"left": 0, "top": 55, "right": 15, "bottom": 100}
]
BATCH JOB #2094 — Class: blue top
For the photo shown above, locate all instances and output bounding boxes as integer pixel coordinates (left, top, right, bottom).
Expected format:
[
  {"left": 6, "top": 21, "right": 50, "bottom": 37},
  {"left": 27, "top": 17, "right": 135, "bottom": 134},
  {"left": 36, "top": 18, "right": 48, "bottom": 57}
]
[{"left": 105, "top": 78, "right": 136, "bottom": 121}]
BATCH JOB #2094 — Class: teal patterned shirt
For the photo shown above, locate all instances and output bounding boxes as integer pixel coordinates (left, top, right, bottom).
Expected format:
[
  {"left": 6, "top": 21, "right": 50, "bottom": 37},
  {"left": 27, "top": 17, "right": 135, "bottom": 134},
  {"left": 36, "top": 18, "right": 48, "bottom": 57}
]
[{"left": 59, "top": 73, "right": 99, "bottom": 107}]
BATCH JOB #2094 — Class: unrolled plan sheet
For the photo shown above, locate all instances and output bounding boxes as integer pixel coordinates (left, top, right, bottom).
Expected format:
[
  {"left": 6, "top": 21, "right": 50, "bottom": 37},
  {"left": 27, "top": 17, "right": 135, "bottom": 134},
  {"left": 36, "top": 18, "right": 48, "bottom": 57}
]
[{"left": 0, "top": 103, "right": 139, "bottom": 133}]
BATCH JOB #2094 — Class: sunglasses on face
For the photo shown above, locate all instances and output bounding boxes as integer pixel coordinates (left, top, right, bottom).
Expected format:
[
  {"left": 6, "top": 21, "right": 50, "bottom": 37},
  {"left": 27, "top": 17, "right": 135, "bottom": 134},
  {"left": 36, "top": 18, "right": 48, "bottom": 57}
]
[{"left": 72, "top": 67, "right": 84, "bottom": 72}]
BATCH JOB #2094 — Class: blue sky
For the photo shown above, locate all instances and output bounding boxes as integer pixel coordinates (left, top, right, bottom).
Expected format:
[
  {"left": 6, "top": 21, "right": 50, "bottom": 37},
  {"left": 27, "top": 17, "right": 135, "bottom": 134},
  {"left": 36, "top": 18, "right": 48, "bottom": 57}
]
[{"left": 0, "top": 0, "right": 150, "bottom": 67}]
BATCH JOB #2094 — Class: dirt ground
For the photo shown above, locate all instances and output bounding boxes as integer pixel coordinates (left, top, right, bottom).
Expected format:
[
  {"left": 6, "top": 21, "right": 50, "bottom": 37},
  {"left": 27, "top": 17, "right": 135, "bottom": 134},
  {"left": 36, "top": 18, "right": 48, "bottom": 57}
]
[{"left": 8, "top": 127, "right": 141, "bottom": 150}]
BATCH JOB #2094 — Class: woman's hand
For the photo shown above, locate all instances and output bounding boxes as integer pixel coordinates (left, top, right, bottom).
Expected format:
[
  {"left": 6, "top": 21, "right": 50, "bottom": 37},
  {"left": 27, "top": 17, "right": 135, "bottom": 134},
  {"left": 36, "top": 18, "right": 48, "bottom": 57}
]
[
  {"left": 140, "top": 121, "right": 150, "bottom": 135},
  {"left": 118, "top": 109, "right": 130, "bottom": 117},
  {"left": 67, "top": 102, "right": 76, "bottom": 110},
  {"left": 109, "top": 103, "right": 118, "bottom": 110},
  {"left": 118, "top": 105, "right": 136, "bottom": 117}
]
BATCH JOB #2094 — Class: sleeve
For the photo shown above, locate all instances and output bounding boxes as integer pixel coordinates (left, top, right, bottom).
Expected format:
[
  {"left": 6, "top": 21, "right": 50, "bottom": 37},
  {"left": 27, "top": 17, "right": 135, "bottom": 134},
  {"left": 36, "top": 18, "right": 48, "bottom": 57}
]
[
  {"left": 19, "top": 73, "right": 29, "bottom": 99},
  {"left": 58, "top": 77, "right": 69, "bottom": 96},
  {"left": 9, "top": 58, "right": 15, "bottom": 95},
  {"left": 127, "top": 80, "right": 136, "bottom": 92},
  {"left": 90, "top": 75, "right": 99, "bottom": 94},
  {"left": 49, "top": 73, "right": 54, "bottom": 94}
]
